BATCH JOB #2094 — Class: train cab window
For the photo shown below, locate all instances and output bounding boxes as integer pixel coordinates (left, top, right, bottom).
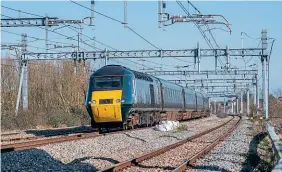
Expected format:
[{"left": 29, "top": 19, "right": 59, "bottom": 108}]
[{"left": 94, "top": 77, "right": 122, "bottom": 90}]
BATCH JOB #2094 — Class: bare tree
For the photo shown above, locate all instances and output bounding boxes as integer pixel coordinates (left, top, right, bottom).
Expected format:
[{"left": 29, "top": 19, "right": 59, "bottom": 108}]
[
  {"left": 274, "top": 88, "right": 282, "bottom": 98},
  {"left": 1, "top": 57, "right": 90, "bottom": 131}
]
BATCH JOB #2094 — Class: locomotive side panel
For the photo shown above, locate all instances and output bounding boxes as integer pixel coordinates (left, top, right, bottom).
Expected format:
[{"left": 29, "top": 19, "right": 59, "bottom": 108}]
[
  {"left": 133, "top": 79, "right": 151, "bottom": 108},
  {"left": 132, "top": 78, "right": 162, "bottom": 111}
]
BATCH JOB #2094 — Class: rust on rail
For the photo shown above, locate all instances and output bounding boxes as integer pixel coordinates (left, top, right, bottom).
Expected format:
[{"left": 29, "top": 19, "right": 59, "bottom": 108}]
[
  {"left": 1, "top": 131, "right": 21, "bottom": 137},
  {"left": 172, "top": 116, "right": 241, "bottom": 172},
  {"left": 1, "top": 132, "right": 100, "bottom": 153},
  {"left": 1, "top": 125, "right": 157, "bottom": 153},
  {"left": 98, "top": 116, "right": 238, "bottom": 172}
]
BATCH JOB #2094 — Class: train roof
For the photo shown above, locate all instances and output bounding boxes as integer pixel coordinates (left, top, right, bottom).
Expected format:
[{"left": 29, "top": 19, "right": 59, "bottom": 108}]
[
  {"left": 92, "top": 65, "right": 153, "bottom": 82},
  {"left": 91, "top": 65, "right": 128, "bottom": 76},
  {"left": 92, "top": 65, "right": 207, "bottom": 98}
]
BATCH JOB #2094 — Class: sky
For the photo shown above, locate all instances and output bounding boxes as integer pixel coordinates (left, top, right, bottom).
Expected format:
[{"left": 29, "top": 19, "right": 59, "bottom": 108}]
[{"left": 1, "top": 1, "right": 282, "bottom": 96}]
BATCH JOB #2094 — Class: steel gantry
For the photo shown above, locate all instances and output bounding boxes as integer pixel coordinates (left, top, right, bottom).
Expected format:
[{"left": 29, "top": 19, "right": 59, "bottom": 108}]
[
  {"left": 12, "top": 29, "right": 270, "bottom": 119},
  {"left": 208, "top": 93, "right": 237, "bottom": 98},
  {"left": 157, "top": 0, "right": 232, "bottom": 33},
  {"left": 172, "top": 76, "right": 255, "bottom": 116},
  {"left": 23, "top": 47, "right": 264, "bottom": 60},
  {"left": 145, "top": 69, "right": 257, "bottom": 76},
  {"left": 1, "top": 16, "right": 85, "bottom": 54},
  {"left": 1, "top": 17, "right": 83, "bottom": 27},
  {"left": 168, "top": 78, "right": 254, "bottom": 84},
  {"left": 189, "top": 85, "right": 249, "bottom": 89}
]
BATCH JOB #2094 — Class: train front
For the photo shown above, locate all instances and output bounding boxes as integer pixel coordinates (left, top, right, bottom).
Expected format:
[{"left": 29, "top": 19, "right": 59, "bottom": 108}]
[{"left": 85, "top": 65, "right": 134, "bottom": 131}]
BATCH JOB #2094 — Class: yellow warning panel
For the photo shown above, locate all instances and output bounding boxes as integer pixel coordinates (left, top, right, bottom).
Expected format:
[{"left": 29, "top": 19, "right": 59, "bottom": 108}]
[{"left": 90, "top": 90, "right": 123, "bottom": 122}]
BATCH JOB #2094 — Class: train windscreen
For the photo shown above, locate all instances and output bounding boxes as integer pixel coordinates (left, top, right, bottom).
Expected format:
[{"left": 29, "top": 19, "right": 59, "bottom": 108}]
[{"left": 94, "top": 77, "right": 122, "bottom": 90}]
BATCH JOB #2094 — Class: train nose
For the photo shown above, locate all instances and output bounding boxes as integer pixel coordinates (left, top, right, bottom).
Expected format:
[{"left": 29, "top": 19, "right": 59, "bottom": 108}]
[{"left": 90, "top": 90, "right": 123, "bottom": 122}]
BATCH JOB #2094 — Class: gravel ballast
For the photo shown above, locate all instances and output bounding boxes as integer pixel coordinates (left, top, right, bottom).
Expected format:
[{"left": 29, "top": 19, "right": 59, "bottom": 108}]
[
  {"left": 186, "top": 116, "right": 254, "bottom": 172},
  {"left": 124, "top": 117, "right": 239, "bottom": 172},
  {"left": 1, "top": 125, "right": 94, "bottom": 144},
  {"left": 2, "top": 115, "right": 232, "bottom": 171}
]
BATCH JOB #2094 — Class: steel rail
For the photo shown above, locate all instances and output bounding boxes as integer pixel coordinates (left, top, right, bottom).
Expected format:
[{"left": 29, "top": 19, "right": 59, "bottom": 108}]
[
  {"left": 1, "top": 132, "right": 100, "bottom": 153},
  {"left": 1, "top": 132, "right": 21, "bottom": 137},
  {"left": 1, "top": 135, "right": 45, "bottom": 142},
  {"left": 99, "top": 116, "right": 238, "bottom": 172},
  {"left": 1, "top": 115, "right": 210, "bottom": 153},
  {"left": 1, "top": 128, "right": 96, "bottom": 142},
  {"left": 1, "top": 130, "right": 94, "bottom": 142},
  {"left": 172, "top": 116, "right": 241, "bottom": 172},
  {"left": 1, "top": 124, "right": 170, "bottom": 153}
]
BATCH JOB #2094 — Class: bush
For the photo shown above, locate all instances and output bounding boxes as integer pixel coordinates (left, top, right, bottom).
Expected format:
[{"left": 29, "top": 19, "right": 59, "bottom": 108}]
[
  {"left": 176, "top": 124, "right": 187, "bottom": 132},
  {"left": 1, "top": 59, "right": 91, "bottom": 131}
]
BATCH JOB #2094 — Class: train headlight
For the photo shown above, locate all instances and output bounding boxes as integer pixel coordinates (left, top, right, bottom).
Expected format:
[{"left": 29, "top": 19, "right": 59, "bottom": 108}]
[
  {"left": 116, "top": 99, "right": 125, "bottom": 103},
  {"left": 89, "top": 100, "right": 96, "bottom": 104}
]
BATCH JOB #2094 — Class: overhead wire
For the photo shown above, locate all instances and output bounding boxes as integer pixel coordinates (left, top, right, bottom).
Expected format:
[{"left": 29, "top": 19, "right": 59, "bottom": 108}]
[
  {"left": 1, "top": 5, "right": 164, "bottom": 70},
  {"left": 186, "top": 1, "right": 220, "bottom": 48},
  {"left": 2, "top": 3, "right": 204, "bottom": 82},
  {"left": 2, "top": 3, "right": 186, "bottom": 72},
  {"left": 2, "top": 30, "right": 89, "bottom": 53},
  {"left": 69, "top": 0, "right": 194, "bottom": 64},
  {"left": 180, "top": 1, "right": 224, "bottom": 60},
  {"left": 1, "top": 31, "right": 78, "bottom": 54},
  {"left": 70, "top": 0, "right": 172, "bottom": 69},
  {"left": 241, "top": 32, "right": 260, "bottom": 40},
  {"left": 186, "top": 1, "right": 230, "bottom": 80},
  {"left": 1, "top": 14, "right": 96, "bottom": 51},
  {"left": 177, "top": 1, "right": 236, "bottom": 90},
  {"left": 70, "top": 0, "right": 124, "bottom": 24},
  {"left": 2, "top": 5, "right": 123, "bottom": 55},
  {"left": 68, "top": 1, "right": 189, "bottom": 81},
  {"left": 240, "top": 34, "right": 262, "bottom": 71},
  {"left": 2, "top": 30, "right": 75, "bottom": 47}
]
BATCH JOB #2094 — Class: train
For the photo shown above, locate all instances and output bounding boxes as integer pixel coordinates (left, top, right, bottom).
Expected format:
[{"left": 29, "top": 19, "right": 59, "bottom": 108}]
[{"left": 85, "top": 65, "right": 210, "bottom": 132}]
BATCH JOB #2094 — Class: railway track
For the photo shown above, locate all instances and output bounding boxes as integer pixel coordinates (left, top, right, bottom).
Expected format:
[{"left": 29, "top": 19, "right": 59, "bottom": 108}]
[
  {"left": 1, "top": 131, "right": 100, "bottom": 153},
  {"left": 1, "top": 128, "right": 96, "bottom": 143},
  {"left": 0, "top": 126, "right": 156, "bottom": 153},
  {"left": 1, "top": 132, "right": 21, "bottom": 137},
  {"left": 1, "top": 116, "right": 211, "bottom": 153},
  {"left": 99, "top": 116, "right": 241, "bottom": 172}
]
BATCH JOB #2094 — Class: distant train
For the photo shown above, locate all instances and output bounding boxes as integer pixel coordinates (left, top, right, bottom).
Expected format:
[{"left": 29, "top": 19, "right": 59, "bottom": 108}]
[{"left": 85, "top": 65, "right": 210, "bottom": 132}]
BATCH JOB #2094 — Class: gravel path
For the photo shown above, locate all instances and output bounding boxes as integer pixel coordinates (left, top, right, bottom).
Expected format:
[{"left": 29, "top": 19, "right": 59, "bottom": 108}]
[
  {"left": 2, "top": 115, "right": 232, "bottom": 172},
  {"left": 186, "top": 116, "right": 253, "bottom": 172}
]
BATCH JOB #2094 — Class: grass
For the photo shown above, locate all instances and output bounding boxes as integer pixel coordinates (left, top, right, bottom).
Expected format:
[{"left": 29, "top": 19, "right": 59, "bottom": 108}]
[
  {"left": 1, "top": 107, "right": 90, "bottom": 131},
  {"left": 259, "top": 137, "right": 269, "bottom": 148},
  {"left": 255, "top": 135, "right": 275, "bottom": 172},
  {"left": 176, "top": 124, "right": 187, "bottom": 132}
]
